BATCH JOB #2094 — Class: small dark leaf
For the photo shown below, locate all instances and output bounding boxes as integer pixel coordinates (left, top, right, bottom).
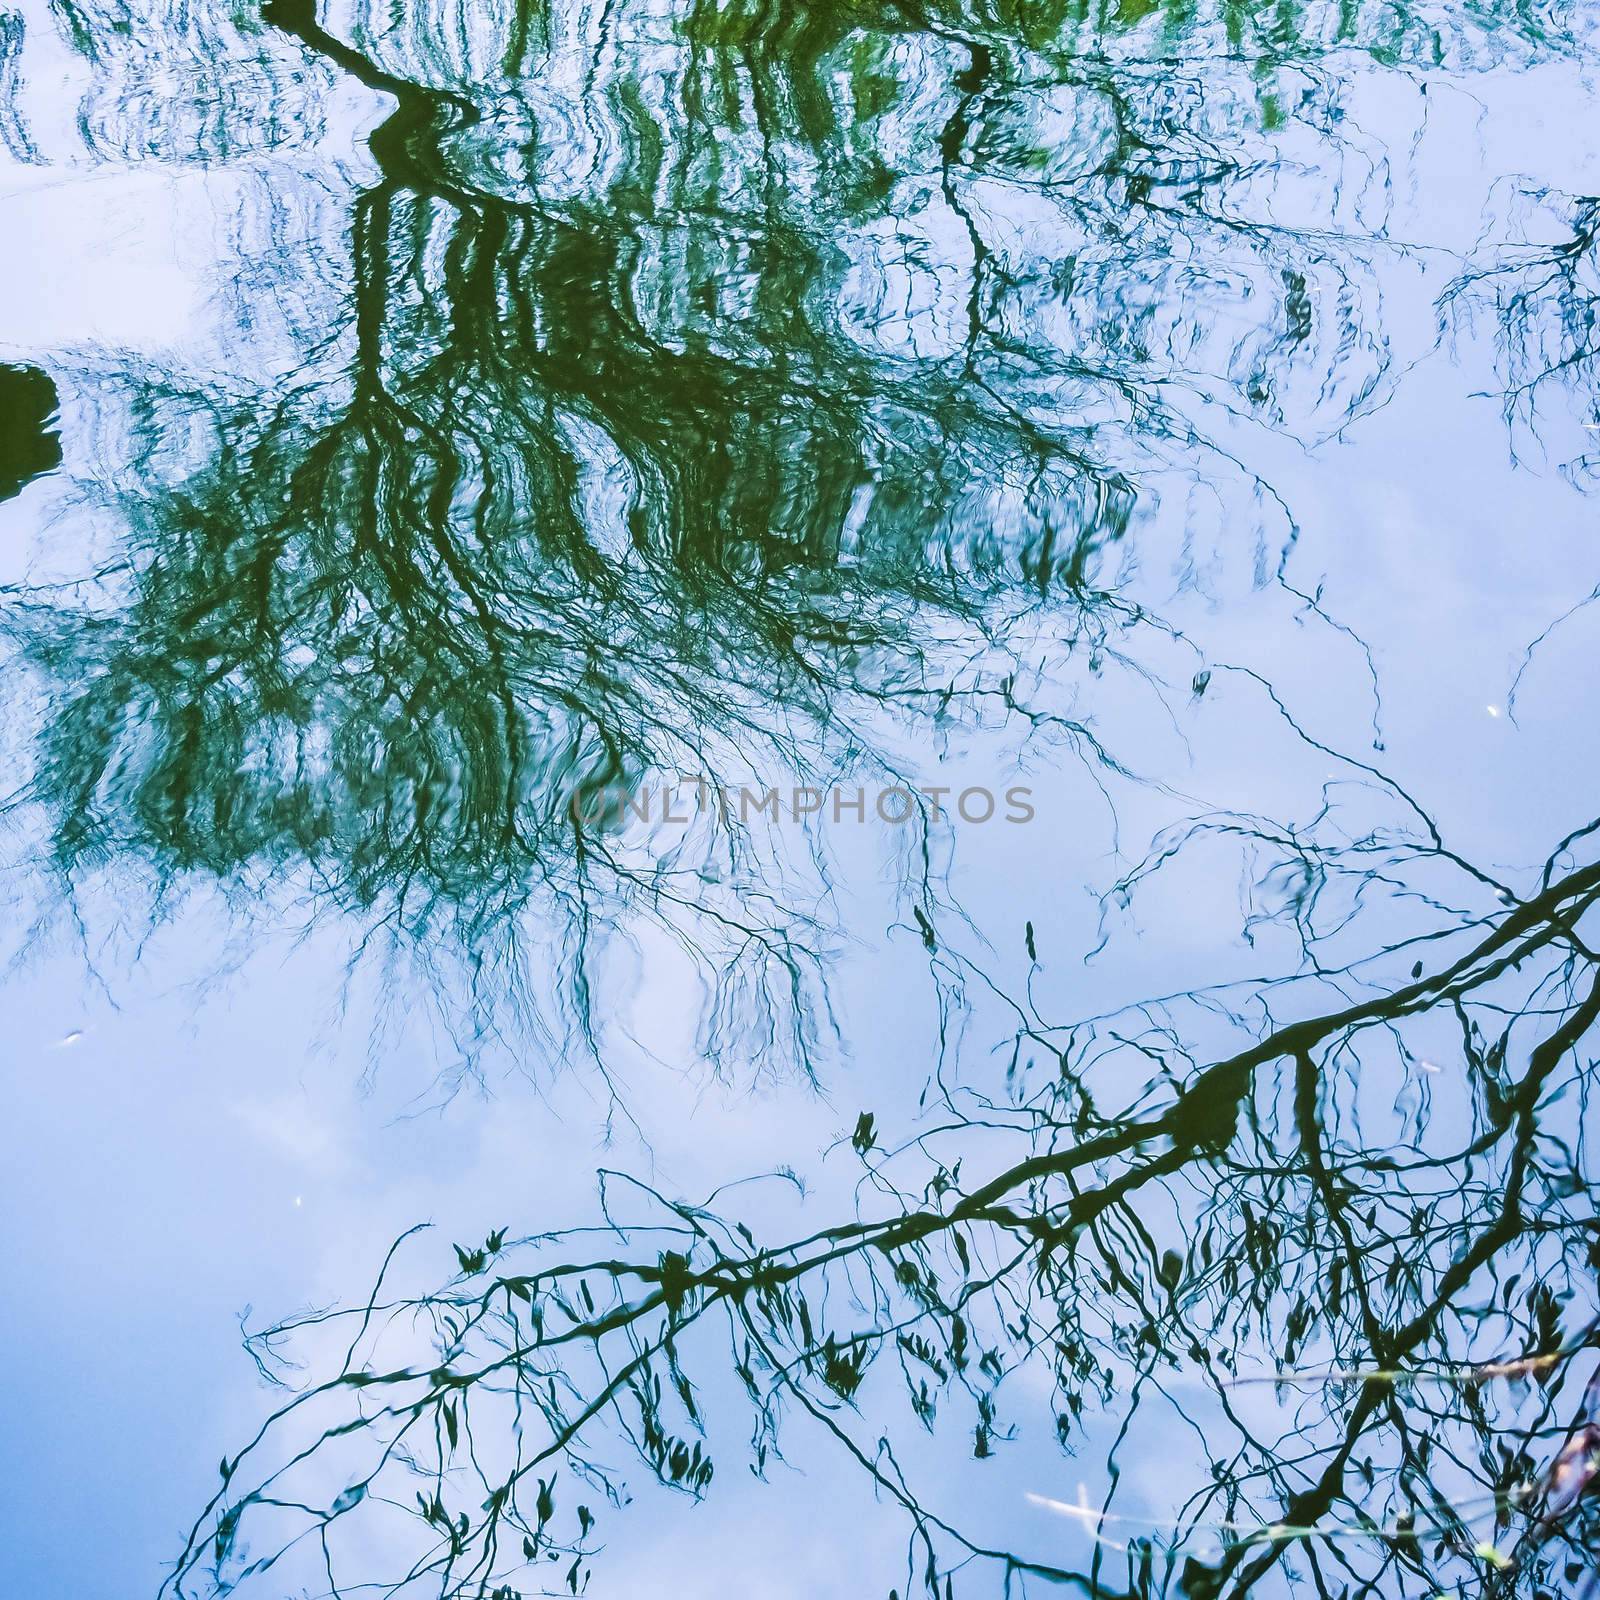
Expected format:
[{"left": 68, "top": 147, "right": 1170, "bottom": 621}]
[
  {"left": 330, "top": 1483, "right": 366, "bottom": 1515},
  {"left": 852, "top": 1112, "right": 876, "bottom": 1155},
  {"left": 1157, "top": 1248, "right": 1183, "bottom": 1291}
]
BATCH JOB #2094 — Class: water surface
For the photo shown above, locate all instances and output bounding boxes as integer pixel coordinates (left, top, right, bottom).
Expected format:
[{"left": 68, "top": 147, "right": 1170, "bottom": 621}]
[{"left": 2, "top": 0, "right": 1599, "bottom": 1595}]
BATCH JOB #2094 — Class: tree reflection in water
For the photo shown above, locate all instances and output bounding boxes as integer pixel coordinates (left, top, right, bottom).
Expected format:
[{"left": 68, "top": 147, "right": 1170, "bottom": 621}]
[
  {"left": 171, "top": 822, "right": 1600, "bottom": 1599},
  {"left": 0, "top": 0, "right": 1596, "bottom": 1593},
  {"left": 7, "top": 0, "right": 1411, "bottom": 1076}
]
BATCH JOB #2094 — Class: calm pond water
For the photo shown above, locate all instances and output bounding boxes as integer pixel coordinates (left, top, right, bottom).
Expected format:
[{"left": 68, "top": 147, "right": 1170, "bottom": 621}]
[{"left": 2, "top": 0, "right": 1600, "bottom": 1596}]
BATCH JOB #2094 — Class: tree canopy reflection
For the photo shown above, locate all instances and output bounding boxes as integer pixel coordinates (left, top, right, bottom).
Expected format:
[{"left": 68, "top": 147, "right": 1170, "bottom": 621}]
[{"left": 5, "top": 0, "right": 1450, "bottom": 1072}]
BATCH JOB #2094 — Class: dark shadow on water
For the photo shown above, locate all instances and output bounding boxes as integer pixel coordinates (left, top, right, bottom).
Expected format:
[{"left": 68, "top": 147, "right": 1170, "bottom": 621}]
[{"left": 0, "top": 363, "right": 61, "bottom": 503}]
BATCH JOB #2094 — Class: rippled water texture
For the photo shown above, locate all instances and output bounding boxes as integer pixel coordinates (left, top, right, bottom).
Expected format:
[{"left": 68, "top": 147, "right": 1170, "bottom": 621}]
[{"left": 2, "top": 0, "right": 1600, "bottom": 1596}]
